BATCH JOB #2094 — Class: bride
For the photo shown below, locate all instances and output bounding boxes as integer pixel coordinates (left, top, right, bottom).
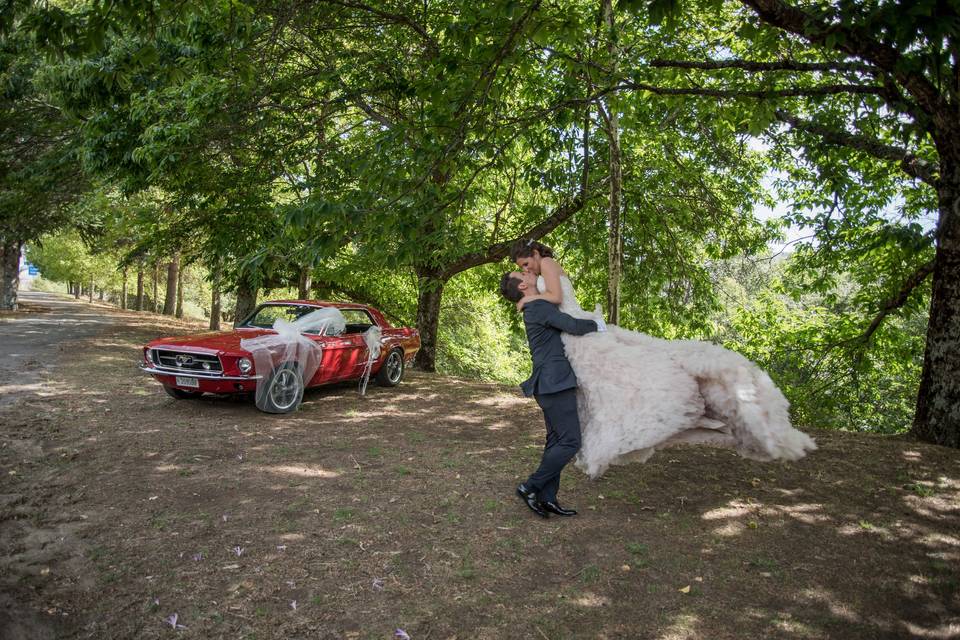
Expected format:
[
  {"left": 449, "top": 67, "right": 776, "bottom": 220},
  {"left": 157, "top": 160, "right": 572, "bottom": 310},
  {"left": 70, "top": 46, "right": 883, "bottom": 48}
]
[{"left": 510, "top": 240, "right": 816, "bottom": 479}]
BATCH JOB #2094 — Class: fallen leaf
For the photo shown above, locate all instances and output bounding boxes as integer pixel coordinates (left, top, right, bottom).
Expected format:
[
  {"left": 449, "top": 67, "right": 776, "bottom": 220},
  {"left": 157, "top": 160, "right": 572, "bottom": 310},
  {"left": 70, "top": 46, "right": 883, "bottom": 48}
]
[{"left": 678, "top": 585, "right": 691, "bottom": 594}]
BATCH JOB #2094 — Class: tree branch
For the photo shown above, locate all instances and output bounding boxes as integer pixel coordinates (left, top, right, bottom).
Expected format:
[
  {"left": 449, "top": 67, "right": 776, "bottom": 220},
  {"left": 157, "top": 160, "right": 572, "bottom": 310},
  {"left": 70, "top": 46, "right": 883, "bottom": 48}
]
[
  {"left": 855, "top": 259, "right": 935, "bottom": 346},
  {"left": 739, "top": 0, "right": 949, "bottom": 125},
  {"left": 774, "top": 109, "right": 939, "bottom": 185},
  {"left": 352, "top": 97, "right": 396, "bottom": 129},
  {"left": 649, "top": 58, "right": 875, "bottom": 73},
  {"left": 442, "top": 190, "right": 591, "bottom": 278},
  {"left": 619, "top": 81, "right": 887, "bottom": 99},
  {"left": 317, "top": 0, "right": 439, "bottom": 56}
]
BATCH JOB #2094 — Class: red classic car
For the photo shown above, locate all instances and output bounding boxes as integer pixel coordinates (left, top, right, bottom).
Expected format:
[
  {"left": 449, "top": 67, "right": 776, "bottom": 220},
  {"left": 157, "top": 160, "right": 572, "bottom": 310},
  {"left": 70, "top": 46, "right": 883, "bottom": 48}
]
[{"left": 139, "top": 300, "right": 420, "bottom": 413}]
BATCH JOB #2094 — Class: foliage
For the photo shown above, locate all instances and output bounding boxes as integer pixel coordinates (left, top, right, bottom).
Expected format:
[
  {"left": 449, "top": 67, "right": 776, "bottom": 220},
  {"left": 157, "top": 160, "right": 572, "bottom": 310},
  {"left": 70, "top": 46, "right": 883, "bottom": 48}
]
[
  {"left": 714, "top": 255, "right": 925, "bottom": 434},
  {"left": 437, "top": 266, "right": 530, "bottom": 384},
  {"left": 8, "top": 0, "right": 956, "bottom": 436},
  {"left": 0, "top": 22, "right": 87, "bottom": 243},
  {"left": 26, "top": 230, "right": 118, "bottom": 288}
]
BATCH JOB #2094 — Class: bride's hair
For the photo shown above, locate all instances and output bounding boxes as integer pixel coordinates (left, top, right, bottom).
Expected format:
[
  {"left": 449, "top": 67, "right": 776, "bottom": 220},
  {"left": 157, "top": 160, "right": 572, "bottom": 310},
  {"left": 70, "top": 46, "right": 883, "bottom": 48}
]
[
  {"left": 510, "top": 240, "right": 554, "bottom": 262},
  {"left": 499, "top": 272, "right": 524, "bottom": 303}
]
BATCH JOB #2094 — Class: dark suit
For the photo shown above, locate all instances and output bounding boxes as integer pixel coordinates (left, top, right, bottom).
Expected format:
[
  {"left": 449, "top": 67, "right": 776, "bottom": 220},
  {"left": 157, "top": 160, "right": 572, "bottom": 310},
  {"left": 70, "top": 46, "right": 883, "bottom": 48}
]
[{"left": 519, "top": 300, "right": 597, "bottom": 503}]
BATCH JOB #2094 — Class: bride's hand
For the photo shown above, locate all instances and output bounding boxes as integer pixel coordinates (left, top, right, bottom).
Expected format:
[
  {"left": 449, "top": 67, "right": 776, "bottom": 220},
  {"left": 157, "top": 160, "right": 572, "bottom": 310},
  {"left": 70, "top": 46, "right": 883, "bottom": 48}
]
[{"left": 517, "top": 295, "right": 536, "bottom": 310}]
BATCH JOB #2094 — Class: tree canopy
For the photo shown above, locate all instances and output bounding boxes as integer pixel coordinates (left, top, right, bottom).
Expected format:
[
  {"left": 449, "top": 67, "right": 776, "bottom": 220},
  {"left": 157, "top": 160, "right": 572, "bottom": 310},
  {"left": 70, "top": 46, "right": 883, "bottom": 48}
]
[{"left": 3, "top": 0, "right": 959, "bottom": 446}]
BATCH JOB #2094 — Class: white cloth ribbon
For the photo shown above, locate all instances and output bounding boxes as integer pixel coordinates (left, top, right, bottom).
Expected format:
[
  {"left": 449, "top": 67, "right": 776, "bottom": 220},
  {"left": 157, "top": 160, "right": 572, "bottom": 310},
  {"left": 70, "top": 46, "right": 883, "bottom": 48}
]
[
  {"left": 358, "top": 325, "right": 382, "bottom": 396},
  {"left": 240, "top": 308, "right": 346, "bottom": 406}
]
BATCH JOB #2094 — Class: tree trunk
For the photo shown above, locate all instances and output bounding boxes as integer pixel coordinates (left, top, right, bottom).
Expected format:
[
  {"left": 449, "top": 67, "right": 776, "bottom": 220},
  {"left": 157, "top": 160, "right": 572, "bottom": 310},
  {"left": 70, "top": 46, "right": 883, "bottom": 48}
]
[
  {"left": 74, "top": 281, "right": 80, "bottom": 299},
  {"left": 121, "top": 267, "right": 128, "bottom": 309},
  {"left": 603, "top": 0, "right": 623, "bottom": 325},
  {"left": 163, "top": 253, "right": 179, "bottom": 315},
  {"left": 912, "top": 151, "right": 960, "bottom": 448},
  {"left": 0, "top": 237, "right": 22, "bottom": 311},
  {"left": 175, "top": 263, "right": 184, "bottom": 318},
  {"left": 98, "top": 286, "right": 104, "bottom": 301},
  {"left": 413, "top": 267, "right": 445, "bottom": 371},
  {"left": 136, "top": 263, "right": 144, "bottom": 311},
  {"left": 152, "top": 260, "right": 159, "bottom": 313},
  {"left": 298, "top": 264, "right": 313, "bottom": 300},
  {"left": 233, "top": 276, "right": 258, "bottom": 328},
  {"left": 88, "top": 277, "right": 93, "bottom": 303},
  {"left": 210, "top": 269, "right": 222, "bottom": 331},
  {"left": 0, "top": 241, "right": 5, "bottom": 303}
]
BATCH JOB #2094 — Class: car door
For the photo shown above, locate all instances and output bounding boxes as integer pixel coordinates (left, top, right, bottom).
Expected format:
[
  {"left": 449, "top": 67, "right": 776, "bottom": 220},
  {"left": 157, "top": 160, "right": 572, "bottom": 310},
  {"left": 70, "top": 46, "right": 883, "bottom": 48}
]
[{"left": 339, "top": 308, "right": 382, "bottom": 379}]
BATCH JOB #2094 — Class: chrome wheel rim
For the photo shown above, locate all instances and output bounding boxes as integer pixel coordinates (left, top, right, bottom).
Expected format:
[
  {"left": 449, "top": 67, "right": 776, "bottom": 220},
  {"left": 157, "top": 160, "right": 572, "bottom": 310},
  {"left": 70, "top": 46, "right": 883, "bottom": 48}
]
[
  {"left": 269, "top": 368, "right": 301, "bottom": 410},
  {"left": 386, "top": 352, "right": 403, "bottom": 383}
]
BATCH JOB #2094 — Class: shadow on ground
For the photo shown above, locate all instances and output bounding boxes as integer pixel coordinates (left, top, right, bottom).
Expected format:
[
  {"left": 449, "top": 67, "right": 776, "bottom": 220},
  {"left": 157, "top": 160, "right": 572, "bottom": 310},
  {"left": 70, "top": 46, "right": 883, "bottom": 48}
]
[{"left": 1, "top": 294, "right": 957, "bottom": 639}]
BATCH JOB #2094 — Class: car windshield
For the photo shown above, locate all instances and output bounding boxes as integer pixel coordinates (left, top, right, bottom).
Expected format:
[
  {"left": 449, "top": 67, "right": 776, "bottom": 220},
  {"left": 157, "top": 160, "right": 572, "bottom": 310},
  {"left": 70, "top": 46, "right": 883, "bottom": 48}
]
[{"left": 241, "top": 304, "right": 326, "bottom": 329}]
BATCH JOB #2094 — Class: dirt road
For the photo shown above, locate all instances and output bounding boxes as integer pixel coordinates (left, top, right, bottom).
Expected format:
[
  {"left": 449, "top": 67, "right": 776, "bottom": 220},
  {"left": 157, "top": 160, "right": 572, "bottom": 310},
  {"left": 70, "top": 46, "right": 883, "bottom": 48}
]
[
  {"left": 0, "top": 292, "right": 114, "bottom": 407},
  {"left": 1, "top": 293, "right": 958, "bottom": 639}
]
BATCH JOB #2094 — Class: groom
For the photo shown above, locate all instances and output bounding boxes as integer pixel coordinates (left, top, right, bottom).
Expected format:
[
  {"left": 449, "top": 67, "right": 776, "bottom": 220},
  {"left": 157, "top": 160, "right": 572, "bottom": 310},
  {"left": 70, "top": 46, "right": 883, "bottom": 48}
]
[{"left": 499, "top": 270, "right": 605, "bottom": 518}]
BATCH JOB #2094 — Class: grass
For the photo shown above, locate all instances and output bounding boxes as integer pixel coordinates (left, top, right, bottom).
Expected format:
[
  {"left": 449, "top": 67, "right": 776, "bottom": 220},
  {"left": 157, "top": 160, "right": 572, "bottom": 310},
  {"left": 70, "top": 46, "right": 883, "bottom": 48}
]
[
  {"left": 579, "top": 565, "right": 601, "bottom": 583},
  {"left": 907, "top": 482, "right": 936, "bottom": 497},
  {"left": 333, "top": 508, "right": 355, "bottom": 522},
  {"left": 626, "top": 542, "right": 649, "bottom": 555}
]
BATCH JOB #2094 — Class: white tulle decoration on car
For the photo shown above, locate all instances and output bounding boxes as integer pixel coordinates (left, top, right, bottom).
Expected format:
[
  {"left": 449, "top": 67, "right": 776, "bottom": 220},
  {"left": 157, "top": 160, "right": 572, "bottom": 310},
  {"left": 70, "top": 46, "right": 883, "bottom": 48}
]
[
  {"left": 358, "top": 325, "right": 382, "bottom": 396},
  {"left": 240, "top": 307, "right": 347, "bottom": 408}
]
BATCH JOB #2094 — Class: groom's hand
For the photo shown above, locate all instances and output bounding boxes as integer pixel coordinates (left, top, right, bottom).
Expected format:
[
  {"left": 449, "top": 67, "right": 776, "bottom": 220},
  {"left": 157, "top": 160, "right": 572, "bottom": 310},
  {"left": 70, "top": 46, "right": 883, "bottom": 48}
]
[{"left": 591, "top": 304, "right": 607, "bottom": 332}]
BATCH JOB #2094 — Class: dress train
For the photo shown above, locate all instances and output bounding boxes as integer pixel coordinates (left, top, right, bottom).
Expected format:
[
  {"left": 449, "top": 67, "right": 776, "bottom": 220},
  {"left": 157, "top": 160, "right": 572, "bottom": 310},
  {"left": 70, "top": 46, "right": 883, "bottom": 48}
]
[{"left": 541, "top": 275, "right": 816, "bottom": 478}]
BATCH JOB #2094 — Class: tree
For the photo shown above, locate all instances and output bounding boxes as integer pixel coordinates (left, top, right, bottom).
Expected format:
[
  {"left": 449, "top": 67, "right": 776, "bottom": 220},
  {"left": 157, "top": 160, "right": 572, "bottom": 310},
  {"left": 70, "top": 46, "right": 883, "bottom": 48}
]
[
  {"left": 26, "top": 230, "right": 119, "bottom": 296},
  {"left": 614, "top": 0, "right": 958, "bottom": 446},
  {"left": 0, "top": 22, "right": 86, "bottom": 309}
]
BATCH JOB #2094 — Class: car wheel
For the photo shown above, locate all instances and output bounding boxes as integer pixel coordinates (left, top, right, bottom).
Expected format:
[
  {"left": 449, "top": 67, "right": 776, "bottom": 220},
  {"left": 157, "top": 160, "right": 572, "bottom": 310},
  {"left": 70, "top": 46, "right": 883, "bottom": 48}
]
[
  {"left": 376, "top": 349, "right": 405, "bottom": 387},
  {"left": 163, "top": 385, "right": 202, "bottom": 400},
  {"left": 255, "top": 362, "right": 304, "bottom": 414}
]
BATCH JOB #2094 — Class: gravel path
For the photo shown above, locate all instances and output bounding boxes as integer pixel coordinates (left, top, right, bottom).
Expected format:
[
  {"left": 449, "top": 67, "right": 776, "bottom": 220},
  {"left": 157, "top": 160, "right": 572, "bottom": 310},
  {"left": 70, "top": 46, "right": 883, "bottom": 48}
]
[{"left": 0, "top": 291, "right": 117, "bottom": 408}]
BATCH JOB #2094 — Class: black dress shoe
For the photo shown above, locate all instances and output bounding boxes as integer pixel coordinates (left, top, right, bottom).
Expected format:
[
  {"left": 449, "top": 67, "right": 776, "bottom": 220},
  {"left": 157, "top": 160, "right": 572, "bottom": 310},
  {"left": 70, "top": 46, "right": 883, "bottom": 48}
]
[
  {"left": 516, "top": 484, "right": 549, "bottom": 518},
  {"left": 542, "top": 501, "right": 577, "bottom": 517}
]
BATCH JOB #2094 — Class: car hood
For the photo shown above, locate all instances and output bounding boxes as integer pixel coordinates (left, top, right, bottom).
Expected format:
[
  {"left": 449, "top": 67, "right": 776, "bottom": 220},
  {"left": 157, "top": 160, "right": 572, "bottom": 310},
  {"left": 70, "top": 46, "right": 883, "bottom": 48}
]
[{"left": 146, "top": 328, "right": 276, "bottom": 354}]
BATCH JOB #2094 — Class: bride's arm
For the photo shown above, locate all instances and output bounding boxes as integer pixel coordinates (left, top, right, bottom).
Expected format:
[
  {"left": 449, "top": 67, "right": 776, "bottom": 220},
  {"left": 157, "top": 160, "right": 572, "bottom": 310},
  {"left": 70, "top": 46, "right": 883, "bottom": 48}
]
[{"left": 517, "top": 258, "right": 564, "bottom": 309}]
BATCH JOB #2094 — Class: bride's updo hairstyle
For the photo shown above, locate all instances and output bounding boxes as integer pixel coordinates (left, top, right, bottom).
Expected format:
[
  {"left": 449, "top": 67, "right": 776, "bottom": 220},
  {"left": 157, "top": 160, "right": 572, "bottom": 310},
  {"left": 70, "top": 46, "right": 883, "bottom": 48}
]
[{"left": 510, "top": 240, "right": 554, "bottom": 262}]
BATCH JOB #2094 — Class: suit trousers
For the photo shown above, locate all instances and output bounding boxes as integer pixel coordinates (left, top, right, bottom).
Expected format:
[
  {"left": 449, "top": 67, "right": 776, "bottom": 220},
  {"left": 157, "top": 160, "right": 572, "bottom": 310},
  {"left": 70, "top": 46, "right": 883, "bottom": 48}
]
[{"left": 525, "top": 387, "right": 582, "bottom": 503}]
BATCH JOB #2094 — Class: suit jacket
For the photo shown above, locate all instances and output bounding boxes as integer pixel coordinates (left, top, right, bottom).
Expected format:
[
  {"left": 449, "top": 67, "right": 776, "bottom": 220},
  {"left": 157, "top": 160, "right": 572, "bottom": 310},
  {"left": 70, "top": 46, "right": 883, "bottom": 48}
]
[{"left": 519, "top": 299, "right": 598, "bottom": 397}]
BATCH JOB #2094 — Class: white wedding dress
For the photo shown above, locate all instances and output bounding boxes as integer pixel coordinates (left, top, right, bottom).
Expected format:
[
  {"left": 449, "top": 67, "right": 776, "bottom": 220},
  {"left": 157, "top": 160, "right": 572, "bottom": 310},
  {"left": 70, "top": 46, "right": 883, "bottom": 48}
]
[{"left": 540, "top": 275, "right": 816, "bottom": 478}]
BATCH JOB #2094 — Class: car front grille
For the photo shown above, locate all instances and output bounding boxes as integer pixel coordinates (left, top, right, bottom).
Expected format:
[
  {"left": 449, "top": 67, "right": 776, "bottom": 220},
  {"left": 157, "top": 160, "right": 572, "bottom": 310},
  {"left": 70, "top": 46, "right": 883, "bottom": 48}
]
[{"left": 154, "top": 350, "right": 223, "bottom": 373}]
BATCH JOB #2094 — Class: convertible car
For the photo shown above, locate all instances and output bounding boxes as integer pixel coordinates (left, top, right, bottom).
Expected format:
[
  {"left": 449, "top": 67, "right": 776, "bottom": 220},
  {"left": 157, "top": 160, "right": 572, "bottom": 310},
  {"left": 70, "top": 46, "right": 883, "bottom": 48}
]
[{"left": 139, "top": 300, "right": 420, "bottom": 413}]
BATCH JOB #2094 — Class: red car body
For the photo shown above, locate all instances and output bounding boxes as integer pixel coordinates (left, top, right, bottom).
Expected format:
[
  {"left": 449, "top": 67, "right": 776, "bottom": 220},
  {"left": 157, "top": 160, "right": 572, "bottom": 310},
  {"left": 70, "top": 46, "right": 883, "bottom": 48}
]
[{"left": 139, "top": 300, "right": 420, "bottom": 409}]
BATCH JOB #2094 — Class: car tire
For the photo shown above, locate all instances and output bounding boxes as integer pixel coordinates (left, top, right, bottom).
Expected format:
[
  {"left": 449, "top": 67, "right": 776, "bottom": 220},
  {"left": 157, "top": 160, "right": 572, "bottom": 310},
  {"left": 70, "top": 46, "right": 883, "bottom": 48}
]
[
  {"left": 255, "top": 362, "right": 304, "bottom": 414},
  {"left": 376, "top": 349, "right": 405, "bottom": 387},
  {"left": 163, "top": 385, "right": 202, "bottom": 400}
]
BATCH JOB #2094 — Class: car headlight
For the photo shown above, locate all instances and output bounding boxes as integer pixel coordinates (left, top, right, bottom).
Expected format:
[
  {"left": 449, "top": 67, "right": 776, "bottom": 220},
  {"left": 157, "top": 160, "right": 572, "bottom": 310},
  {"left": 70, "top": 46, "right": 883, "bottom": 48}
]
[
  {"left": 238, "top": 357, "right": 253, "bottom": 374},
  {"left": 145, "top": 348, "right": 155, "bottom": 364}
]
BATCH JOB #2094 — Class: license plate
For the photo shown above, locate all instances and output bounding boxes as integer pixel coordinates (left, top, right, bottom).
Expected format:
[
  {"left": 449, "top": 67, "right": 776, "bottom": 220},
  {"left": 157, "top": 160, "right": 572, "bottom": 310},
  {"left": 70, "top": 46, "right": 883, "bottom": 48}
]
[{"left": 175, "top": 376, "right": 200, "bottom": 388}]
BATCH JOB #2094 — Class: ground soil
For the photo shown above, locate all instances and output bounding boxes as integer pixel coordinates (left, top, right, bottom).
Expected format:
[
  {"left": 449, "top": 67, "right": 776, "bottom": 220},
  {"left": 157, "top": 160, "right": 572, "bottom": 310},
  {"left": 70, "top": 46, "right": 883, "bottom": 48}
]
[{"left": 1, "top": 291, "right": 958, "bottom": 640}]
